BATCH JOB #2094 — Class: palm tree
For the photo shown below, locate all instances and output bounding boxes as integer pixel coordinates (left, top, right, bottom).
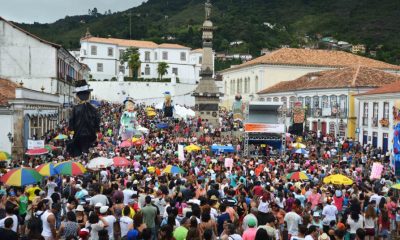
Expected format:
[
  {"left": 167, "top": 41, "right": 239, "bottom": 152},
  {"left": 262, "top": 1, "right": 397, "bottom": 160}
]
[
  {"left": 157, "top": 62, "right": 169, "bottom": 81},
  {"left": 120, "top": 47, "right": 141, "bottom": 79}
]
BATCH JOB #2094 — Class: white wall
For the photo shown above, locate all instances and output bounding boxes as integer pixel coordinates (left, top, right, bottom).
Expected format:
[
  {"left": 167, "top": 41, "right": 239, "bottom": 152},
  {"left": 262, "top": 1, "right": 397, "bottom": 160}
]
[
  {"left": 0, "top": 112, "right": 13, "bottom": 153},
  {"left": 89, "top": 81, "right": 197, "bottom": 106},
  {"left": 0, "top": 20, "right": 57, "bottom": 93}
]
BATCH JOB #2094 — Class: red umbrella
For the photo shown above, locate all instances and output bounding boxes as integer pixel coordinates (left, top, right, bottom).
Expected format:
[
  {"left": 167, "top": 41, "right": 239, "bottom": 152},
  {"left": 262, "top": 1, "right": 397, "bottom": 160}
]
[
  {"left": 120, "top": 140, "right": 132, "bottom": 148},
  {"left": 113, "top": 157, "right": 131, "bottom": 167},
  {"left": 25, "top": 148, "right": 49, "bottom": 156}
]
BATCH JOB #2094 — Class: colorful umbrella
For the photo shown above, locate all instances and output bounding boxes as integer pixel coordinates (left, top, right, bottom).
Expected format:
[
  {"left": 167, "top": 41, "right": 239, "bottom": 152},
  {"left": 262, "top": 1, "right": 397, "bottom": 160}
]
[
  {"left": 113, "top": 157, "right": 131, "bottom": 167},
  {"left": 163, "top": 165, "right": 184, "bottom": 174},
  {"left": 132, "top": 137, "right": 144, "bottom": 146},
  {"left": 120, "top": 140, "right": 132, "bottom": 148},
  {"left": 291, "top": 143, "right": 306, "bottom": 149},
  {"left": 286, "top": 171, "right": 310, "bottom": 180},
  {"left": 323, "top": 174, "right": 353, "bottom": 185},
  {"left": 391, "top": 183, "right": 400, "bottom": 190},
  {"left": 147, "top": 166, "right": 156, "bottom": 173},
  {"left": 54, "top": 134, "right": 68, "bottom": 140},
  {"left": 44, "top": 145, "right": 59, "bottom": 152},
  {"left": 185, "top": 144, "right": 201, "bottom": 152},
  {"left": 55, "top": 161, "right": 87, "bottom": 176},
  {"left": 25, "top": 148, "right": 49, "bottom": 156},
  {"left": 0, "top": 151, "right": 11, "bottom": 161},
  {"left": 87, "top": 157, "right": 113, "bottom": 170},
  {"left": 1, "top": 167, "right": 43, "bottom": 186},
  {"left": 36, "top": 163, "right": 57, "bottom": 177}
]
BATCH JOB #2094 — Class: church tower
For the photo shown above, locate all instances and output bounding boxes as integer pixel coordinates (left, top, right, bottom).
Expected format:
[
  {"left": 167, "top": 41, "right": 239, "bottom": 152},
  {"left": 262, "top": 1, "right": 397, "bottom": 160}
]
[{"left": 193, "top": 0, "right": 222, "bottom": 126}]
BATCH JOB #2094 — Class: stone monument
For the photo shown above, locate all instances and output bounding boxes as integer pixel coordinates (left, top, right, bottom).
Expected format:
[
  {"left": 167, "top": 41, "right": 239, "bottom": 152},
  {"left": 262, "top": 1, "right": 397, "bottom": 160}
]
[{"left": 193, "top": 0, "right": 222, "bottom": 127}]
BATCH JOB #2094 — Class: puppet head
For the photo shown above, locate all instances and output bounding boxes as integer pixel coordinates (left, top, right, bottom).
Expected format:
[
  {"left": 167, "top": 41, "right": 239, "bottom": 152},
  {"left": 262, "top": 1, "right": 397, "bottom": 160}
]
[
  {"left": 235, "top": 94, "right": 242, "bottom": 101},
  {"left": 164, "top": 91, "right": 172, "bottom": 106},
  {"left": 73, "top": 80, "right": 93, "bottom": 101},
  {"left": 123, "top": 97, "right": 135, "bottom": 112}
]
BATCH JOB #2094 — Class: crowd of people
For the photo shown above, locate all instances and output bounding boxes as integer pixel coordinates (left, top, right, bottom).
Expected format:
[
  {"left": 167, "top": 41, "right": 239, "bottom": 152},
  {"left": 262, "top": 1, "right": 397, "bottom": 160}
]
[{"left": 0, "top": 101, "right": 398, "bottom": 240}]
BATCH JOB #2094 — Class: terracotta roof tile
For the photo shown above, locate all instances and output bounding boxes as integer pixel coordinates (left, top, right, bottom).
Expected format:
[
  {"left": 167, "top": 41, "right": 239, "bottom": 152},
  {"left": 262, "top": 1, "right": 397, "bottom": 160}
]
[
  {"left": 357, "top": 80, "right": 400, "bottom": 96},
  {"left": 0, "top": 79, "right": 17, "bottom": 106},
  {"left": 227, "top": 48, "right": 400, "bottom": 71},
  {"left": 258, "top": 66, "right": 400, "bottom": 94},
  {"left": 158, "top": 43, "right": 189, "bottom": 49},
  {"left": 191, "top": 48, "right": 203, "bottom": 53},
  {"left": 82, "top": 37, "right": 190, "bottom": 49}
]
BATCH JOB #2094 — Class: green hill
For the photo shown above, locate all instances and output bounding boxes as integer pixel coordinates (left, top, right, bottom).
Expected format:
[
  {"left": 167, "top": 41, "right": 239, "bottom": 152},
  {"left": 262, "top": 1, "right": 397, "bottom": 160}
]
[{"left": 15, "top": 0, "right": 400, "bottom": 65}]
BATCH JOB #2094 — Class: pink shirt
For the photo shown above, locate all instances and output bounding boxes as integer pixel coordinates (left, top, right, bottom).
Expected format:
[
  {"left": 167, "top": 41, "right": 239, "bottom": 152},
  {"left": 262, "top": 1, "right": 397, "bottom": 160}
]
[
  {"left": 242, "top": 227, "right": 258, "bottom": 240},
  {"left": 307, "top": 193, "right": 321, "bottom": 209}
]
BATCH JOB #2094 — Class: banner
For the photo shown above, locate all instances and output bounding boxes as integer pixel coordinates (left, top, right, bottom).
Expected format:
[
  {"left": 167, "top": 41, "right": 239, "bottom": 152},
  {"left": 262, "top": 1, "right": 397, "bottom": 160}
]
[
  {"left": 292, "top": 102, "right": 305, "bottom": 123},
  {"left": 244, "top": 123, "right": 285, "bottom": 133},
  {"left": 224, "top": 157, "right": 233, "bottom": 171},
  {"left": 370, "top": 162, "right": 383, "bottom": 180},
  {"left": 27, "top": 140, "right": 45, "bottom": 149},
  {"left": 178, "top": 145, "right": 185, "bottom": 161}
]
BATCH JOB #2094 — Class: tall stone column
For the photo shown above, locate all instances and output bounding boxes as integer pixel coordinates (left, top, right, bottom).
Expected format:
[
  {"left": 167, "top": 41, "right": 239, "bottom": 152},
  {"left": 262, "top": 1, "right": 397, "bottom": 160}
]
[{"left": 12, "top": 108, "right": 25, "bottom": 161}]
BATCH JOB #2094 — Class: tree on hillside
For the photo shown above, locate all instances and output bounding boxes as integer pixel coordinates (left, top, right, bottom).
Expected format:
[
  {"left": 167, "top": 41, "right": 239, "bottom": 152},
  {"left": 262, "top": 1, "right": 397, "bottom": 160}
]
[
  {"left": 157, "top": 62, "right": 169, "bottom": 81},
  {"left": 120, "top": 47, "right": 141, "bottom": 79}
]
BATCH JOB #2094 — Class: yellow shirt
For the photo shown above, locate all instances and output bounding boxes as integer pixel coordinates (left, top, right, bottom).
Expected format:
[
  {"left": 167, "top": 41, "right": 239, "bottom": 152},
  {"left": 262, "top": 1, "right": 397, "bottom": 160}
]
[
  {"left": 122, "top": 206, "right": 136, "bottom": 219},
  {"left": 26, "top": 186, "right": 42, "bottom": 201}
]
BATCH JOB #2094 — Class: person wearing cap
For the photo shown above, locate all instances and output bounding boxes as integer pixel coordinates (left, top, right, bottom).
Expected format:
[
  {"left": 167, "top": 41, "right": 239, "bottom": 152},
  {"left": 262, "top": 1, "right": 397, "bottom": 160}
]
[
  {"left": 75, "top": 183, "right": 89, "bottom": 200},
  {"left": 311, "top": 211, "right": 323, "bottom": 231},
  {"left": 242, "top": 217, "right": 258, "bottom": 240},
  {"left": 242, "top": 207, "right": 258, "bottom": 232},
  {"left": 78, "top": 228, "right": 90, "bottom": 240},
  {"left": 319, "top": 232, "right": 330, "bottom": 240}
]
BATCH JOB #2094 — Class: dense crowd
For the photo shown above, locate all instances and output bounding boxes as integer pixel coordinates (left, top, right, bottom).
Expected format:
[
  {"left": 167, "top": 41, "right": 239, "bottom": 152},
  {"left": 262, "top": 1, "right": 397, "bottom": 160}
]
[{"left": 0, "top": 101, "right": 398, "bottom": 240}]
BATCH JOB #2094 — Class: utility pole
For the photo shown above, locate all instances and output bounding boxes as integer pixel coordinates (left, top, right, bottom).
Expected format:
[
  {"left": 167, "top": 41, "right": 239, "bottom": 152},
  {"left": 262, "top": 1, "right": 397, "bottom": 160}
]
[{"left": 129, "top": 10, "right": 132, "bottom": 39}]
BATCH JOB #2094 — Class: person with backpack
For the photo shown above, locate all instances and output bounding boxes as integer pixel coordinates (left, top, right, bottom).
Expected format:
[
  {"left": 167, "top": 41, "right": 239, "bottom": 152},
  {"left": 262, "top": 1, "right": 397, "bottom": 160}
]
[{"left": 35, "top": 199, "right": 57, "bottom": 240}]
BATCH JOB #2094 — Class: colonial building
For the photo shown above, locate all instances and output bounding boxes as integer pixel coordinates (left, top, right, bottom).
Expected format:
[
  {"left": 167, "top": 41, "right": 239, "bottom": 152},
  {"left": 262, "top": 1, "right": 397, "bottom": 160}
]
[
  {"left": 355, "top": 81, "right": 400, "bottom": 153},
  {"left": 78, "top": 35, "right": 207, "bottom": 84},
  {"left": 257, "top": 66, "right": 400, "bottom": 139},
  {"left": 0, "top": 17, "right": 89, "bottom": 120},
  {"left": 219, "top": 48, "right": 400, "bottom": 108}
]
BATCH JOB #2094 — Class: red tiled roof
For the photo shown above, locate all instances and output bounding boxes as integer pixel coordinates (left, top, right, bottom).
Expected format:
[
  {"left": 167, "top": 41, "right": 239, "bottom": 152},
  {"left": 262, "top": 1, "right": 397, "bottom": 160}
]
[
  {"left": 81, "top": 37, "right": 190, "bottom": 49},
  {"left": 357, "top": 80, "right": 400, "bottom": 96},
  {"left": 222, "top": 48, "right": 400, "bottom": 72},
  {"left": 258, "top": 66, "right": 400, "bottom": 94},
  {"left": 158, "top": 43, "right": 189, "bottom": 49},
  {"left": 0, "top": 79, "right": 17, "bottom": 106}
]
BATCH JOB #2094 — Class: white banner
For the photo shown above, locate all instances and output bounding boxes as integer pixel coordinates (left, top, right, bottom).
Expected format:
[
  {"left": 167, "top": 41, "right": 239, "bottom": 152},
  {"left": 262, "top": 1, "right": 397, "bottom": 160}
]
[
  {"left": 27, "top": 140, "right": 45, "bottom": 149},
  {"left": 178, "top": 145, "right": 185, "bottom": 161}
]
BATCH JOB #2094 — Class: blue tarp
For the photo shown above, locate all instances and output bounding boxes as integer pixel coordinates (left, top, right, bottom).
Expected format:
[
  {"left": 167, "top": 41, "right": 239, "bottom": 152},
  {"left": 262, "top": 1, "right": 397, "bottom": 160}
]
[
  {"left": 211, "top": 145, "right": 235, "bottom": 153},
  {"left": 156, "top": 123, "right": 169, "bottom": 129}
]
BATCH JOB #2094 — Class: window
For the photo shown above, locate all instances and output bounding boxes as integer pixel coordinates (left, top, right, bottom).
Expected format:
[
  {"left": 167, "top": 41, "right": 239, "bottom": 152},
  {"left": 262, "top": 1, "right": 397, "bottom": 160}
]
[
  {"left": 338, "top": 95, "right": 347, "bottom": 117},
  {"left": 162, "top": 51, "right": 168, "bottom": 60},
  {"left": 145, "top": 51, "right": 150, "bottom": 62},
  {"left": 363, "top": 103, "right": 368, "bottom": 126},
  {"left": 244, "top": 78, "right": 248, "bottom": 93},
  {"left": 91, "top": 45, "right": 97, "bottom": 55},
  {"left": 108, "top": 47, "right": 113, "bottom": 57},
  {"left": 172, "top": 68, "right": 178, "bottom": 75},
  {"left": 273, "top": 97, "right": 279, "bottom": 102},
  {"left": 199, "top": 57, "right": 202, "bottom": 64},
  {"left": 322, "top": 96, "right": 329, "bottom": 108},
  {"left": 180, "top": 52, "right": 186, "bottom": 61},
  {"left": 289, "top": 96, "right": 296, "bottom": 111},
  {"left": 97, "top": 63, "right": 103, "bottom": 72},
  {"left": 231, "top": 80, "right": 235, "bottom": 95},
  {"left": 224, "top": 81, "right": 227, "bottom": 95},
  {"left": 145, "top": 64, "right": 150, "bottom": 75},
  {"left": 119, "top": 65, "right": 125, "bottom": 74},
  {"left": 298, "top": 97, "right": 304, "bottom": 106},
  {"left": 372, "top": 102, "right": 378, "bottom": 127},
  {"left": 281, "top": 97, "right": 287, "bottom": 107},
  {"left": 267, "top": 97, "right": 272, "bottom": 102},
  {"left": 383, "top": 102, "right": 389, "bottom": 119},
  {"left": 330, "top": 95, "right": 337, "bottom": 107},
  {"left": 313, "top": 96, "right": 320, "bottom": 108},
  {"left": 255, "top": 76, "right": 259, "bottom": 92},
  {"left": 236, "top": 79, "right": 240, "bottom": 93},
  {"left": 154, "top": 52, "right": 158, "bottom": 60},
  {"left": 119, "top": 49, "right": 124, "bottom": 57},
  {"left": 83, "top": 50, "right": 87, "bottom": 55}
]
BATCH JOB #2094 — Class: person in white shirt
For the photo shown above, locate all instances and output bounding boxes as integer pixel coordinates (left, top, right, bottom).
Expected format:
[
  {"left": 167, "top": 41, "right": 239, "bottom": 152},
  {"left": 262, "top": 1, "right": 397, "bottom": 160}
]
[
  {"left": 322, "top": 201, "right": 338, "bottom": 227},
  {"left": 0, "top": 204, "right": 19, "bottom": 232},
  {"left": 123, "top": 183, "right": 135, "bottom": 205},
  {"left": 304, "top": 225, "right": 318, "bottom": 240},
  {"left": 46, "top": 177, "right": 58, "bottom": 198},
  {"left": 284, "top": 201, "right": 303, "bottom": 238},
  {"left": 120, "top": 206, "right": 133, "bottom": 238},
  {"left": 101, "top": 206, "right": 116, "bottom": 240}
]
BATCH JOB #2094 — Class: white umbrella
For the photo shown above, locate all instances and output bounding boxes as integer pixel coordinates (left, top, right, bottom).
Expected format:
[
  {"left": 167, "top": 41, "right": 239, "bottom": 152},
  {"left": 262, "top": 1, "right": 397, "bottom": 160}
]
[
  {"left": 87, "top": 157, "right": 113, "bottom": 170},
  {"left": 137, "top": 126, "right": 149, "bottom": 135}
]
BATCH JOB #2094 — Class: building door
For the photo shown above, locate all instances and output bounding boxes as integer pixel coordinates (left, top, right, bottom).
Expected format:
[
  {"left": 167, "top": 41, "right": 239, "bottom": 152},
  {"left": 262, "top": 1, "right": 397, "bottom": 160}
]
[
  {"left": 329, "top": 122, "right": 335, "bottom": 136},
  {"left": 372, "top": 132, "right": 378, "bottom": 148},
  {"left": 312, "top": 121, "right": 318, "bottom": 132},
  {"left": 363, "top": 131, "right": 368, "bottom": 146},
  {"left": 321, "top": 122, "right": 327, "bottom": 136},
  {"left": 383, "top": 133, "right": 388, "bottom": 153}
]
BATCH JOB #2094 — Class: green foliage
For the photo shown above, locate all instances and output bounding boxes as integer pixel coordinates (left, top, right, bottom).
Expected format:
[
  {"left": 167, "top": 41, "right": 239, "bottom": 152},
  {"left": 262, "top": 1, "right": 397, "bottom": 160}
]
[
  {"left": 215, "top": 59, "right": 243, "bottom": 72},
  {"left": 120, "top": 47, "right": 141, "bottom": 79},
  {"left": 15, "top": 0, "right": 400, "bottom": 65},
  {"left": 157, "top": 62, "right": 169, "bottom": 80}
]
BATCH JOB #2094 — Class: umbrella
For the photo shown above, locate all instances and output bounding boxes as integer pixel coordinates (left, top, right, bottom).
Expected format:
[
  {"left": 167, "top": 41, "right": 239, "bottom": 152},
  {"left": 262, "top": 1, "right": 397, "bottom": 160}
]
[
  {"left": 1, "top": 167, "right": 43, "bottom": 186},
  {"left": 36, "top": 163, "right": 57, "bottom": 177},
  {"left": 132, "top": 137, "right": 144, "bottom": 146},
  {"left": 163, "top": 165, "right": 185, "bottom": 174},
  {"left": 391, "top": 183, "right": 400, "bottom": 190},
  {"left": 0, "top": 151, "right": 11, "bottom": 161},
  {"left": 90, "top": 100, "right": 101, "bottom": 107},
  {"left": 25, "top": 148, "right": 49, "bottom": 156},
  {"left": 54, "top": 134, "right": 68, "bottom": 140},
  {"left": 87, "top": 157, "right": 113, "bottom": 170},
  {"left": 156, "top": 123, "right": 169, "bottom": 129},
  {"left": 211, "top": 145, "right": 235, "bottom": 153},
  {"left": 147, "top": 166, "right": 156, "bottom": 173},
  {"left": 120, "top": 140, "right": 132, "bottom": 148},
  {"left": 291, "top": 143, "right": 306, "bottom": 149},
  {"left": 137, "top": 126, "right": 149, "bottom": 135},
  {"left": 113, "top": 157, "right": 131, "bottom": 167},
  {"left": 185, "top": 144, "right": 201, "bottom": 152},
  {"left": 55, "top": 161, "right": 87, "bottom": 176},
  {"left": 323, "top": 174, "right": 353, "bottom": 185},
  {"left": 44, "top": 145, "right": 59, "bottom": 152},
  {"left": 286, "top": 171, "right": 310, "bottom": 180},
  {"left": 292, "top": 148, "right": 308, "bottom": 155}
]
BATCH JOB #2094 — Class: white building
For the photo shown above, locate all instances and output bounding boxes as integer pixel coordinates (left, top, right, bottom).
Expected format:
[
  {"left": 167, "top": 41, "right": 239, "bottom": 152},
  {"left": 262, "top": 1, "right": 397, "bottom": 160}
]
[
  {"left": 219, "top": 48, "right": 400, "bottom": 109},
  {"left": 257, "top": 66, "right": 400, "bottom": 139},
  {"left": 356, "top": 81, "right": 400, "bottom": 153},
  {"left": 0, "top": 17, "right": 89, "bottom": 119},
  {"left": 78, "top": 36, "right": 206, "bottom": 84}
]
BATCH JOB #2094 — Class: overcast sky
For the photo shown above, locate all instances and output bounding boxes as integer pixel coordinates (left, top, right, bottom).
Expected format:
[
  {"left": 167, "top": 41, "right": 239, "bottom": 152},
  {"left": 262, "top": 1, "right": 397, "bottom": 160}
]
[{"left": 1, "top": 0, "right": 146, "bottom": 23}]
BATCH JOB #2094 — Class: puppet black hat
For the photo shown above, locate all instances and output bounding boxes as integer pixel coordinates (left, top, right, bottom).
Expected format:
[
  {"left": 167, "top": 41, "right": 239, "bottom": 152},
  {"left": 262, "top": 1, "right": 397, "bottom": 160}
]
[
  {"left": 73, "top": 80, "right": 93, "bottom": 93},
  {"left": 123, "top": 97, "right": 135, "bottom": 104}
]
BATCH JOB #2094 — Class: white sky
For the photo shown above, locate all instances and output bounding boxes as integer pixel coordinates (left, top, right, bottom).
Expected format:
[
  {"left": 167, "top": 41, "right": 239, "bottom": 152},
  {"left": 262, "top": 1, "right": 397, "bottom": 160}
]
[{"left": 0, "top": 0, "right": 145, "bottom": 23}]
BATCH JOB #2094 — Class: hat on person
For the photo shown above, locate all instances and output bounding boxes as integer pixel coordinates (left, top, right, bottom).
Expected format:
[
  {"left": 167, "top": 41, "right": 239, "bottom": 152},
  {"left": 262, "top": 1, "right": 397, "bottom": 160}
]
[
  {"left": 247, "top": 218, "right": 257, "bottom": 227},
  {"left": 100, "top": 206, "right": 109, "bottom": 214},
  {"left": 210, "top": 195, "right": 218, "bottom": 201},
  {"left": 337, "top": 222, "right": 346, "bottom": 230},
  {"left": 335, "top": 190, "right": 342, "bottom": 197},
  {"left": 123, "top": 97, "right": 135, "bottom": 105},
  {"left": 313, "top": 212, "right": 320, "bottom": 217},
  {"left": 319, "top": 233, "right": 329, "bottom": 240},
  {"left": 73, "top": 80, "right": 93, "bottom": 93},
  {"left": 78, "top": 228, "right": 90, "bottom": 238},
  {"left": 76, "top": 205, "right": 84, "bottom": 212},
  {"left": 95, "top": 203, "right": 103, "bottom": 208},
  {"left": 75, "top": 184, "right": 82, "bottom": 189},
  {"left": 133, "top": 180, "right": 139, "bottom": 185},
  {"left": 9, "top": 191, "right": 16, "bottom": 197}
]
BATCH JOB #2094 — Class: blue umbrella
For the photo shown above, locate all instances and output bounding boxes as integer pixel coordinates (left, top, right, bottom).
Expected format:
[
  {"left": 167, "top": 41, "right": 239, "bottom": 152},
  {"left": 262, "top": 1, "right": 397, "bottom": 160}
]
[
  {"left": 211, "top": 145, "right": 235, "bottom": 153},
  {"left": 156, "top": 123, "right": 169, "bottom": 129}
]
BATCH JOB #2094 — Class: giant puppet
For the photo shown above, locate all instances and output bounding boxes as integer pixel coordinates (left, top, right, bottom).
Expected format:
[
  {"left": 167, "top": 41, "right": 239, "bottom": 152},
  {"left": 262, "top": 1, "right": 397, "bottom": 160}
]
[
  {"left": 119, "top": 97, "right": 142, "bottom": 140},
  {"left": 67, "top": 80, "right": 100, "bottom": 157},
  {"left": 163, "top": 91, "right": 174, "bottom": 118},
  {"left": 232, "top": 94, "right": 245, "bottom": 121}
]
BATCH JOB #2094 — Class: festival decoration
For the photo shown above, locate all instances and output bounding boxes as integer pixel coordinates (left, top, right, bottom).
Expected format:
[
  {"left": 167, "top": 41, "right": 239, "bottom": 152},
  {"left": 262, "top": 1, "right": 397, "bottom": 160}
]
[
  {"left": 54, "top": 134, "right": 68, "bottom": 140},
  {"left": 36, "top": 163, "right": 57, "bottom": 177},
  {"left": 113, "top": 157, "right": 131, "bottom": 167},
  {"left": 87, "top": 157, "right": 113, "bottom": 170},
  {"left": 119, "top": 97, "right": 142, "bottom": 141},
  {"left": 232, "top": 94, "right": 244, "bottom": 121},
  {"left": 25, "top": 148, "right": 49, "bottom": 156},
  {"left": 323, "top": 174, "right": 353, "bottom": 185},
  {"left": 0, "top": 151, "right": 11, "bottom": 161},
  {"left": 67, "top": 80, "right": 100, "bottom": 157},
  {"left": 55, "top": 161, "right": 87, "bottom": 176},
  {"left": 286, "top": 171, "right": 309, "bottom": 180},
  {"left": 163, "top": 165, "right": 184, "bottom": 174},
  {"left": 163, "top": 91, "right": 174, "bottom": 118},
  {"left": 184, "top": 144, "right": 201, "bottom": 152},
  {"left": 1, "top": 167, "right": 43, "bottom": 186},
  {"left": 292, "top": 102, "right": 305, "bottom": 124},
  {"left": 379, "top": 118, "right": 389, "bottom": 127}
]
